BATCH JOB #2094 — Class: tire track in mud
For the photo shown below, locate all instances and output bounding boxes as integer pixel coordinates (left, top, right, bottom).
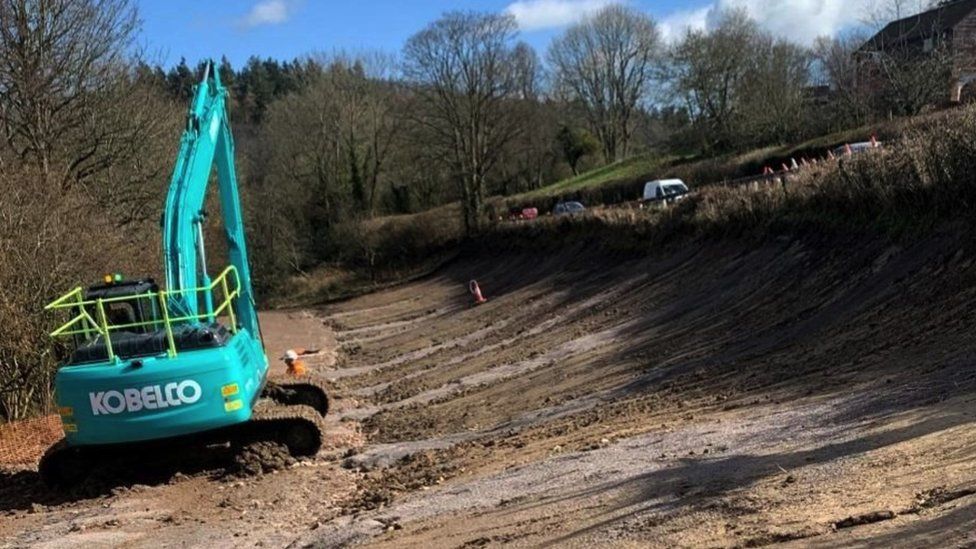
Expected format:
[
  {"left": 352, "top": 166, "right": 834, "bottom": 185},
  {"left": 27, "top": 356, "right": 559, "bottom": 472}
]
[
  {"left": 308, "top": 393, "right": 939, "bottom": 548},
  {"left": 329, "top": 246, "right": 713, "bottom": 405},
  {"left": 344, "top": 272, "right": 654, "bottom": 401},
  {"left": 302, "top": 235, "right": 976, "bottom": 547},
  {"left": 343, "top": 322, "right": 633, "bottom": 421},
  {"left": 333, "top": 244, "right": 823, "bottom": 448}
]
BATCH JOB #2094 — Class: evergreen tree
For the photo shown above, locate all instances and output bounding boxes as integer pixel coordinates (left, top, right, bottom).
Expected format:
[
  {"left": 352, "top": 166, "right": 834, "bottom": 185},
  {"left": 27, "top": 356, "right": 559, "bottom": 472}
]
[{"left": 166, "top": 57, "right": 195, "bottom": 101}]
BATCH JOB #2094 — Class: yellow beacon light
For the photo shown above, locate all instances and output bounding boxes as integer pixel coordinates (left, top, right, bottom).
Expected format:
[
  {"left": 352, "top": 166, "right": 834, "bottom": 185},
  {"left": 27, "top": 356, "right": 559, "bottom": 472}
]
[{"left": 103, "top": 274, "right": 113, "bottom": 284}]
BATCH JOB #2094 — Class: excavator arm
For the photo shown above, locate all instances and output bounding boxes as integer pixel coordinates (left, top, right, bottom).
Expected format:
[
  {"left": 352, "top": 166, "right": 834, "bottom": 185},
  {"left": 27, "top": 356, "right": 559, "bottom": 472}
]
[{"left": 162, "top": 61, "right": 260, "bottom": 340}]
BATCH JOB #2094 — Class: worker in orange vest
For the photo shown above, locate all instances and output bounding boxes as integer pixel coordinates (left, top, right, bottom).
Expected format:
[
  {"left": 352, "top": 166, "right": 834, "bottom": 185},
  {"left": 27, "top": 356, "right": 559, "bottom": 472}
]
[{"left": 281, "top": 349, "right": 307, "bottom": 377}]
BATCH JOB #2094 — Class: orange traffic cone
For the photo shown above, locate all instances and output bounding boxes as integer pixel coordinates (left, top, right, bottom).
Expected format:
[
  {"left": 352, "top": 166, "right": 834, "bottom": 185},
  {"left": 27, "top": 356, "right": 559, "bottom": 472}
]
[
  {"left": 870, "top": 133, "right": 879, "bottom": 148},
  {"left": 469, "top": 280, "right": 487, "bottom": 305},
  {"left": 844, "top": 143, "right": 853, "bottom": 156},
  {"left": 828, "top": 149, "right": 836, "bottom": 160}
]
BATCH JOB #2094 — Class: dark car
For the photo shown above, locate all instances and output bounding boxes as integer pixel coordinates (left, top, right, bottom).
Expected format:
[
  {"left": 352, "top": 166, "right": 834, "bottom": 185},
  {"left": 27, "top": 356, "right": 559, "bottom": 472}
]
[{"left": 553, "top": 201, "right": 585, "bottom": 215}]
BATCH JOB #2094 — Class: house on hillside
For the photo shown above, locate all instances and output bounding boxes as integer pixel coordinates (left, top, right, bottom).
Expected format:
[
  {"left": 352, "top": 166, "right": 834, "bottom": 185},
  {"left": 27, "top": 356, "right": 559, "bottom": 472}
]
[{"left": 859, "top": 0, "right": 976, "bottom": 102}]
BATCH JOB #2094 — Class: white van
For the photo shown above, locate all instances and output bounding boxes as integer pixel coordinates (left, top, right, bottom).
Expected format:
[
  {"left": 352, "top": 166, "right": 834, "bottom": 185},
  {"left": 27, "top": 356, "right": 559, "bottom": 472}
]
[{"left": 643, "top": 179, "right": 689, "bottom": 202}]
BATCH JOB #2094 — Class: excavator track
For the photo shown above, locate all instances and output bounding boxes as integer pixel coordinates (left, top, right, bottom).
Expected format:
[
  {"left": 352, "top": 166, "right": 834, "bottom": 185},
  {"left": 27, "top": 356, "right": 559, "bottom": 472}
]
[
  {"left": 38, "top": 403, "right": 326, "bottom": 489},
  {"left": 262, "top": 376, "right": 331, "bottom": 417},
  {"left": 38, "top": 439, "right": 92, "bottom": 489},
  {"left": 243, "top": 402, "right": 325, "bottom": 457}
]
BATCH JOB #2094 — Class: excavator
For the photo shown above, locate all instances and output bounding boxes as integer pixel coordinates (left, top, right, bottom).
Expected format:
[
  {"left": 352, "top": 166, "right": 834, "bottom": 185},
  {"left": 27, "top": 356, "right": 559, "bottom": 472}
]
[{"left": 39, "top": 61, "right": 329, "bottom": 487}]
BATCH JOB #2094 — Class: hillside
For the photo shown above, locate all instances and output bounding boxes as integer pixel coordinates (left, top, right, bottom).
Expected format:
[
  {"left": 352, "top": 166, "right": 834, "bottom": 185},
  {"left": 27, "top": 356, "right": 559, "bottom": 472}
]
[
  {"left": 496, "top": 109, "right": 955, "bottom": 214},
  {"left": 4, "top": 107, "right": 976, "bottom": 546},
  {"left": 276, "top": 104, "right": 972, "bottom": 309},
  {"left": 3, "top": 227, "right": 975, "bottom": 546}
]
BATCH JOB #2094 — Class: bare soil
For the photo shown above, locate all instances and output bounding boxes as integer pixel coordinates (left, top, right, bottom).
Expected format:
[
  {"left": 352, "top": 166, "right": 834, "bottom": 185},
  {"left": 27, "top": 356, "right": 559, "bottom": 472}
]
[{"left": 3, "top": 234, "right": 976, "bottom": 548}]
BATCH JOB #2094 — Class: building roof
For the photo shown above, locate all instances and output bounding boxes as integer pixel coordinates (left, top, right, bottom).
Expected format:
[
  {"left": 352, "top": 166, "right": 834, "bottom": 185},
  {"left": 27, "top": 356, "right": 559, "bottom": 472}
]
[{"left": 860, "top": 0, "right": 976, "bottom": 51}]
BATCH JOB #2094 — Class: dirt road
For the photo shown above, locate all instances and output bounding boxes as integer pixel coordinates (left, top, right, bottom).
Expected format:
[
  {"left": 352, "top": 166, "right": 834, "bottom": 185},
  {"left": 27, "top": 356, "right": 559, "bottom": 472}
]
[{"left": 2, "top": 234, "right": 976, "bottom": 547}]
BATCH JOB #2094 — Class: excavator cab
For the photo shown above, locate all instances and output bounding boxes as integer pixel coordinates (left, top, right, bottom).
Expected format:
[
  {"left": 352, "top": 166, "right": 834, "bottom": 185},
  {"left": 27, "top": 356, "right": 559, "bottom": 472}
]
[
  {"left": 62, "top": 276, "right": 234, "bottom": 365},
  {"left": 74, "top": 278, "right": 158, "bottom": 340}
]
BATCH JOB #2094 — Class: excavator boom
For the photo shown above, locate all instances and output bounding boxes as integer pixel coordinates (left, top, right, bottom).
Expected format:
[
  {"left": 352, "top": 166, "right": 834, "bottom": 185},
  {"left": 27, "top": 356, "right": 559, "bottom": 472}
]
[{"left": 162, "top": 62, "right": 259, "bottom": 338}]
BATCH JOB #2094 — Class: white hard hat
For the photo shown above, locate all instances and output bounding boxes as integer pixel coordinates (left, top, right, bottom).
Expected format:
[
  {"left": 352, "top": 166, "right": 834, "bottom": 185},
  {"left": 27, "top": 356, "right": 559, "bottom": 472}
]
[{"left": 282, "top": 349, "right": 299, "bottom": 361}]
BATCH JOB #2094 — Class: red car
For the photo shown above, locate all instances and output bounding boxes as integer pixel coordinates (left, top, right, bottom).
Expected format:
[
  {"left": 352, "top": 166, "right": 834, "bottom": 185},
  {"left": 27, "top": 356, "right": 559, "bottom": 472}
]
[{"left": 507, "top": 207, "right": 538, "bottom": 221}]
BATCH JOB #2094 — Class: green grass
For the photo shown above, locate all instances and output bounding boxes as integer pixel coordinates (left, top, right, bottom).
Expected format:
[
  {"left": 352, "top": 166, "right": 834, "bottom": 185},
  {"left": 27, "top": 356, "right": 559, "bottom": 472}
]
[
  {"left": 499, "top": 124, "right": 878, "bottom": 210},
  {"left": 516, "top": 154, "right": 673, "bottom": 200}
]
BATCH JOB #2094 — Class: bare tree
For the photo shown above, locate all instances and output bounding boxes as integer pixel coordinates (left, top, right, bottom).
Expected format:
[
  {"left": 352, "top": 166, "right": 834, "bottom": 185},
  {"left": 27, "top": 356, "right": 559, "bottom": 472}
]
[
  {"left": 246, "top": 53, "right": 403, "bottom": 280},
  {"left": 861, "top": 0, "right": 941, "bottom": 29},
  {"left": 548, "top": 5, "right": 660, "bottom": 163},
  {"left": 0, "top": 0, "right": 182, "bottom": 419},
  {"left": 317, "top": 54, "right": 403, "bottom": 215},
  {"left": 0, "top": 0, "right": 139, "bottom": 182},
  {"left": 738, "top": 36, "right": 812, "bottom": 145},
  {"left": 512, "top": 41, "right": 543, "bottom": 100},
  {"left": 855, "top": 1, "right": 955, "bottom": 117},
  {"left": 668, "top": 9, "right": 758, "bottom": 151},
  {"left": 814, "top": 33, "right": 874, "bottom": 126},
  {"left": 874, "top": 42, "right": 953, "bottom": 115},
  {"left": 668, "top": 9, "right": 812, "bottom": 150},
  {"left": 403, "top": 11, "right": 529, "bottom": 234}
]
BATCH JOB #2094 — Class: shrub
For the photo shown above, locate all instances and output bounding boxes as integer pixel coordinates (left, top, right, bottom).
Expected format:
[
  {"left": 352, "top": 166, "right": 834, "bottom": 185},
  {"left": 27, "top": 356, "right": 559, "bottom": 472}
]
[{"left": 0, "top": 170, "right": 160, "bottom": 420}]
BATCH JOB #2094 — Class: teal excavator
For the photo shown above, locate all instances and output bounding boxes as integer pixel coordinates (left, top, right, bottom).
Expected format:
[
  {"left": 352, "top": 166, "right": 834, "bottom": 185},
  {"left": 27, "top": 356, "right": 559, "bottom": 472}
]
[{"left": 39, "top": 61, "right": 329, "bottom": 487}]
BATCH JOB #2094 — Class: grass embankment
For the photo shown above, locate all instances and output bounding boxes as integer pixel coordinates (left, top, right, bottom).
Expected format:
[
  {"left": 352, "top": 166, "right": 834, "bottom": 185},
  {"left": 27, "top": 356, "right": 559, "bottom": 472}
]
[
  {"left": 519, "top": 155, "right": 671, "bottom": 199},
  {"left": 277, "top": 107, "right": 973, "bottom": 305},
  {"left": 485, "top": 107, "right": 976, "bottom": 256},
  {"left": 497, "top": 109, "right": 959, "bottom": 216}
]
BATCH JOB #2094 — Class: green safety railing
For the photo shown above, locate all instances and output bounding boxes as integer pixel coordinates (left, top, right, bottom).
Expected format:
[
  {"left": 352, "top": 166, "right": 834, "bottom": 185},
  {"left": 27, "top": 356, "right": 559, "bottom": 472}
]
[{"left": 45, "top": 266, "right": 241, "bottom": 363}]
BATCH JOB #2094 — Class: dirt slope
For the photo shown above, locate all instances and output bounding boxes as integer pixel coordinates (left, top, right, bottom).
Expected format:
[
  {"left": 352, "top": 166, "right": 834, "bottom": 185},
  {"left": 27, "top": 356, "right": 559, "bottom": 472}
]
[{"left": 3, "top": 233, "right": 976, "bottom": 547}]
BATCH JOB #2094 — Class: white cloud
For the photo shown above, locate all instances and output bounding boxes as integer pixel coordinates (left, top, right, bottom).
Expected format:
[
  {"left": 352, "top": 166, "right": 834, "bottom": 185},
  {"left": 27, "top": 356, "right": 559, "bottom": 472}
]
[
  {"left": 507, "top": 0, "right": 886, "bottom": 42},
  {"left": 240, "top": 0, "right": 291, "bottom": 29},
  {"left": 505, "top": 0, "right": 617, "bottom": 31},
  {"left": 660, "top": 0, "right": 880, "bottom": 45},
  {"left": 659, "top": 7, "right": 710, "bottom": 43}
]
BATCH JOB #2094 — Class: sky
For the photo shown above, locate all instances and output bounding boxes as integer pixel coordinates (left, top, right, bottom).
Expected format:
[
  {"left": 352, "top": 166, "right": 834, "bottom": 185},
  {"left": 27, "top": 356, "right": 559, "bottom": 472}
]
[{"left": 137, "top": 0, "right": 889, "bottom": 68}]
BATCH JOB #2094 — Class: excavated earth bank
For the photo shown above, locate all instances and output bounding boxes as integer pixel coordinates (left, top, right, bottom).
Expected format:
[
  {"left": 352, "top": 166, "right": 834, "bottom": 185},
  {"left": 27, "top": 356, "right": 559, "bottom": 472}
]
[{"left": 3, "top": 233, "right": 976, "bottom": 548}]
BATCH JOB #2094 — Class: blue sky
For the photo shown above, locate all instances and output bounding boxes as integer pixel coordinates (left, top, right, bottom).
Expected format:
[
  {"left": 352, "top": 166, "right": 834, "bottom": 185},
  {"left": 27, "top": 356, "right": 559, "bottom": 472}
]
[{"left": 137, "top": 0, "right": 877, "bottom": 69}]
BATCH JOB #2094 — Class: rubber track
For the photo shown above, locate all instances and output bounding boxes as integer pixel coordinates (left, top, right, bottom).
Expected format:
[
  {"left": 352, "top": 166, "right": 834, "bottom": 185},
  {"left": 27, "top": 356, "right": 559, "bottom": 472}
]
[
  {"left": 35, "top": 403, "right": 325, "bottom": 488},
  {"left": 37, "top": 438, "right": 72, "bottom": 487},
  {"left": 263, "top": 376, "right": 332, "bottom": 416},
  {"left": 248, "top": 402, "right": 326, "bottom": 456}
]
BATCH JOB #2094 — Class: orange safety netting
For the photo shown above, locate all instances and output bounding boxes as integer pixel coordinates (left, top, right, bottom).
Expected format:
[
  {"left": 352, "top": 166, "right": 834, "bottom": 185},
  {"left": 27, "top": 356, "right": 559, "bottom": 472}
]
[{"left": 0, "top": 415, "right": 63, "bottom": 467}]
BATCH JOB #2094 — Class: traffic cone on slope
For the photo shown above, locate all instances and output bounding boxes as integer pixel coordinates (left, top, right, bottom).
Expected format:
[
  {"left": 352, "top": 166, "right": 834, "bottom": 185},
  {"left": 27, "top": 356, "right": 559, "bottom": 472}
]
[{"left": 469, "top": 280, "right": 487, "bottom": 305}]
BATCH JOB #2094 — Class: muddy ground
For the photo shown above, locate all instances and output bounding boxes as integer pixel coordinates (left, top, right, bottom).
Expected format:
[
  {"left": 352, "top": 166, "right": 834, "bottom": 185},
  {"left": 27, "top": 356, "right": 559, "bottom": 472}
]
[{"left": 2, "top": 234, "right": 976, "bottom": 548}]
